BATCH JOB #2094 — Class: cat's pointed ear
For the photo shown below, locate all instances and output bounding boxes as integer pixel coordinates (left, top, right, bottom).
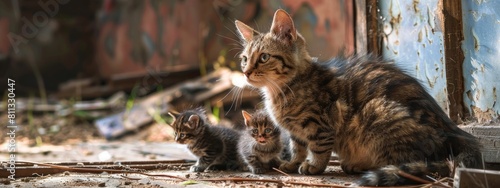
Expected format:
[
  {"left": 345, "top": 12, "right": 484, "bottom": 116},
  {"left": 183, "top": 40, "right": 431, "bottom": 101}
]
[
  {"left": 168, "top": 111, "right": 180, "bottom": 123},
  {"left": 235, "top": 20, "right": 257, "bottom": 42},
  {"left": 241, "top": 110, "right": 252, "bottom": 127},
  {"left": 187, "top": 114, "right": 200, "bottom": 129},
  {"left": 270, "top": 9, "right": 297, "bottom": 41}
]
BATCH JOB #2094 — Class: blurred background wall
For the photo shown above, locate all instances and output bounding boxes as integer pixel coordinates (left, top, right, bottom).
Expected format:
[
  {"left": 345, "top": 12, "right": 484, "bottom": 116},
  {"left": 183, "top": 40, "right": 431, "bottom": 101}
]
[{"left": 0, "top": 0, "right": 354, "bottom": 98}]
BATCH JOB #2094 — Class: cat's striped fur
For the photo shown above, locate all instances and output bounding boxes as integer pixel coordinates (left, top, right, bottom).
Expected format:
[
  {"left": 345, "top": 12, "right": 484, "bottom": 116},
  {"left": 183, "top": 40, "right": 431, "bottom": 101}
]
[
  {"left": 168, "top": 108, "right": 243, "bottom": 172},
  {"left": 235, "top": 9, "right": 482, "bottom": 186},
  {"left": 239, "top": 109, "right": 291, "bottom": 174}
]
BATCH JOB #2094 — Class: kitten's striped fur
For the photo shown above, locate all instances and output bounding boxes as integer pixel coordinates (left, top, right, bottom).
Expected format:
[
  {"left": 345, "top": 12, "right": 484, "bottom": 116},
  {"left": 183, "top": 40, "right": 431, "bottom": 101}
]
[
  {"left": 168, "top": 108, "right": 243, "bottom": 172},
  {"left": 235, "top": 9, "right": 482, "bottom": 186},
  {"left": 239, "top": 109, "right": 291, "bottom": 174}
]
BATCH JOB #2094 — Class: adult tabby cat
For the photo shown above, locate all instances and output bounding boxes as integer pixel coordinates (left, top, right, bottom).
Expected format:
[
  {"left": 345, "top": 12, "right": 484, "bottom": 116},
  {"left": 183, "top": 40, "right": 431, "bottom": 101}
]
[
  {"left": 168, "top": 108, "right": 242, "bottom": 172},
  {"left": 235, "top": 9, "right": 482, "bottom": 186},
  {"left": 239, "top": 109, "right": 291, "bottom": 174}
]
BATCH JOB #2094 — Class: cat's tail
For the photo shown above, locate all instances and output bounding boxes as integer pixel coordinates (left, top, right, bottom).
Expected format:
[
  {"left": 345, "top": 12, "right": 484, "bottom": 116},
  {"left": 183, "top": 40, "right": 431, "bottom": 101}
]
[
  {"left": 355, "top": 161, "right": 452, "bottom": 186},
  {"left": 356, "top": 130, "right": 483, "bottom": 186}
]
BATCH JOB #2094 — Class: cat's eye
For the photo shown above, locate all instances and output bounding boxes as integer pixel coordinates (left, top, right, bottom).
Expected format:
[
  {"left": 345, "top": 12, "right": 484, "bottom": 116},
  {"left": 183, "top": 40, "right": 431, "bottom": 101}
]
[
  {"left": 264, "top": 128, "right": 272, "bottom": 133},
  {"left": 179, "top": 133, "right": 185, "bottom": 138},
  {"left": 242, "top": 56, "right": 248, "bottom": 62},
  {"left": 251, "top": 129, "right": 258, "bottom": 134},
  {"left": 260, "top": 53, "right": 270, "bottom": 63}
]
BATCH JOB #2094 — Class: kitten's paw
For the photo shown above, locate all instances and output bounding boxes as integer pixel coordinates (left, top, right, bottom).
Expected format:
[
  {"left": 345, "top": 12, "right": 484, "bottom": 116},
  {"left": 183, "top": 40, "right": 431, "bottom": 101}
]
[
  {"left": 250, "top": 167, "right": 265, "bottom": 174},
  {"left": 190, "top": 165, "right": 205, "bottom": 172},
  {"left": 298, "top": 161, "right": 325, "bottom": 175},
  {"left": 278, "top": 162, "right": 300, "bottom": 173}
]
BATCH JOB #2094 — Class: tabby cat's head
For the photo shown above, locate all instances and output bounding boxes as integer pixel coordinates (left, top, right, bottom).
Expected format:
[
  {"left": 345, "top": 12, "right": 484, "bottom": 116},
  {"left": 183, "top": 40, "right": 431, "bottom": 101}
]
[
  {"left": 242, "top": 110, "right": 280, "bottom": 145},
  {"left": 235, "top": 9, "right": 312, "bottom": 91},
  {"left": 168, "top": 110, "right": 206, "bottom": 145}
]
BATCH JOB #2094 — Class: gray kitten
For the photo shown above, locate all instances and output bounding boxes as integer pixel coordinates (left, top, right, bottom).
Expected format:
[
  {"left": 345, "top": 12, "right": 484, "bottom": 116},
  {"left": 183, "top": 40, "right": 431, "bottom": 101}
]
[
  {"left": 238, "top": 109, "right": 291, "bottom": 174},
  {"left": 168, "top": 108, "right": 243, "bottom": 172}
]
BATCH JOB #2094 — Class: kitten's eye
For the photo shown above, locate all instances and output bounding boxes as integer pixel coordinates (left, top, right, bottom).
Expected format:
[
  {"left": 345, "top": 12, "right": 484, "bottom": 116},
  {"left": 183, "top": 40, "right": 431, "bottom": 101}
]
[
  {"left": 242, "top": 56, "right": 248, "bottom": 62},
  {"left": 264, "top": 128, "right": 272, "bottom": 133},
  {"left": 260, "top": 53, "right": 270, "bottom": 63},
  {"left": 180, "top": 133, "right": 185, "bottom": 138},
  {"left": 251, "top": 129, "right": 258, "bottom": 134}
]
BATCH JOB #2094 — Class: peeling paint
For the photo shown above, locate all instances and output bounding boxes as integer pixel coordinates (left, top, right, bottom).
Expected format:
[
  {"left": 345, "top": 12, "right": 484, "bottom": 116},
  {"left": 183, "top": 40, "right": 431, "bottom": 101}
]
[
  {"left": 418, "top": 30, "right": 423, "bottom": 42},
  {"left": 472, "top": 29, "right": 480, "bottom": 51},
  {"left": 462, "top": 0, "right": 500, "bottom": 122},
  {"left": 471, "top": 106, "right": 497, "bottom": 123},
  {"left": 379, "top": 0, "right": 448, "bottom": 113},
  {"left": 427, "top": 6, "right": 435, "bottom": 31}
]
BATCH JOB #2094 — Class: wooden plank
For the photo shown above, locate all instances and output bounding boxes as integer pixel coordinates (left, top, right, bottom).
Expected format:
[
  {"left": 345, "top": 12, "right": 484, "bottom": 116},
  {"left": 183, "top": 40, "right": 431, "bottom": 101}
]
[
  {"left": 441, "top": 0, "right": 467, "bottom": 123},
  {"left": 461, "top": 126, "right": 500, "bottom": 163},
  {"left": 454, "top": 168, "right": 500, "bottom": 188},
  {"left": 1, "top": 160, "right": 194, "bottom": 178},
  {"left": 355, "top": 0, "right": 367, "bottom": 55},
  {"left": 95, "top": 68, "right": 235, "bottom": 139},
  {"left": 366, "top": 0, "right": 381, "bottom": 55}
]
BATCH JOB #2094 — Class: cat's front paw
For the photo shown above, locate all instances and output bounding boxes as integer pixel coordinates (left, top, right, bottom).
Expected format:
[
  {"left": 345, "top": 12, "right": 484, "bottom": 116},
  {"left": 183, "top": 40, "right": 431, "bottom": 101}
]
[
  {"left": 278, "top": 162, "right": 300, "bottom": 173},
  {"left": 298, "top": 161, "right": 325, "bottom": 175},
  {"left": 190, "top": 165, "right": 205, "bottom": 172}
]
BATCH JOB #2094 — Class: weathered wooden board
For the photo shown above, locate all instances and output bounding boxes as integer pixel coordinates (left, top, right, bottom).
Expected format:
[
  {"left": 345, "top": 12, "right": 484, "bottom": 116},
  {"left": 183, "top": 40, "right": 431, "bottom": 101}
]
[{"left": 95, "top": 68, "right": 238, "bottom": 139}]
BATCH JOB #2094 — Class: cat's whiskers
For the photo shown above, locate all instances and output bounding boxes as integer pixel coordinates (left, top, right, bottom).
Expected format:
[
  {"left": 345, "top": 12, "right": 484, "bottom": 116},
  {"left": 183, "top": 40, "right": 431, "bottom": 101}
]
[
  {"left": 228, "top": 47, "right": 243, "bottom": 54},
  {"left": 217, "top": 33, "right": 244, "bottom": 46},
  {"left": 279, "top": 80, "right": 296, "bottom": 99},
  {"left": 221, "top": 84, "right": 248, "bottom": 114},
  {"left": 264, "top": 77, "right": 288, "bottom": 104}
]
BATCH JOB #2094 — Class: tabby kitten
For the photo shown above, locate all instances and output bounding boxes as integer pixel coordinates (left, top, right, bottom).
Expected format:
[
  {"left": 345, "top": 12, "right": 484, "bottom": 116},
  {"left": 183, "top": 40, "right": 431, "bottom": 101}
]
[
  {"left": 238, "top": 110, "right": 291, "bottom": 174},
  {"left": 235, "top": 9, "right": 482, "bottom": 186},
  {"left": 168, "top": 108, "right": 242, "bottom": 172}
]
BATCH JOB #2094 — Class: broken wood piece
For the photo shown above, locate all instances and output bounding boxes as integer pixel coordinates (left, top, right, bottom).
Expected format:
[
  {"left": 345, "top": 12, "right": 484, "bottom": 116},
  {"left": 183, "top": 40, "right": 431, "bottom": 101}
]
[
  {"left": 1, "top": 160, "right": 191, "bottom": 180},
  {"left": 94, "top": 68, "right": 235, "bottom": 139}
]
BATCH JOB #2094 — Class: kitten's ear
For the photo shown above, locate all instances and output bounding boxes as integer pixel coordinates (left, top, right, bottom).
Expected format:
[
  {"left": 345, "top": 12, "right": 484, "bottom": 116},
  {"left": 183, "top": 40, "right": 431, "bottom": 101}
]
[
  {"left": 270, "top": 9, "right": 297, "bottom": 41},
  {"left": 241, "top": 110, "right": 252, "bottom": 127},
  {"left": 187, "top": 115, "right": 200, "bottom": 129},
  {"left": 235, "top": 20, "right": 257, "bottom": 42},
  {"left": 168, "top": 111, "right": 179, "bottom": 123}
]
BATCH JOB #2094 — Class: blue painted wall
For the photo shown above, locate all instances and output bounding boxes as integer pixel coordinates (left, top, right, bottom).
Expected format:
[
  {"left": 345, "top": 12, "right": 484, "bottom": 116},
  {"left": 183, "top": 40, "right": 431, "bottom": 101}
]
[
  {"left": 379, "top": 0, "right": 449, "bottom": 114},
  {"left": 378, "top": 0, "right": 500, "bottom": 122},
  {"left": 462, "top": 0, "right": 500, "bottom": 122}
]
